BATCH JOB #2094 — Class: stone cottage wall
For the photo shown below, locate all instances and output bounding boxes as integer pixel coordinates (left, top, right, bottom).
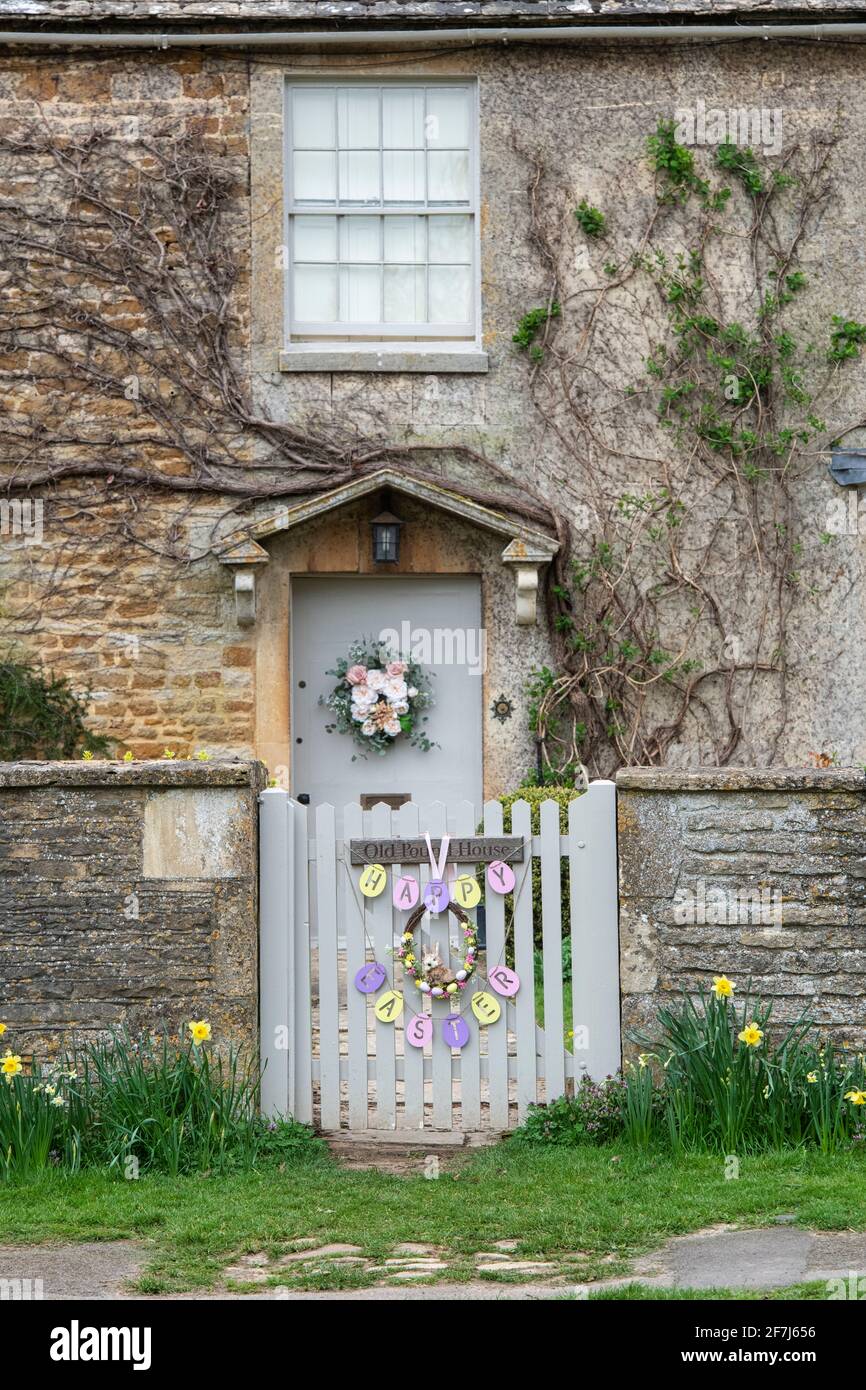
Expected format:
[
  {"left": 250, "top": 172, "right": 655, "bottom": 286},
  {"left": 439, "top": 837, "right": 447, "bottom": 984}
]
[
  {"left": 0, "top": 759, "right": 265, "bottom": 1059},
  {"left": 3, "top": 41, "right": 866, "bottom": 787},
  {"left": 616, "top": 768, "right": 866, "bottom": 1053}
]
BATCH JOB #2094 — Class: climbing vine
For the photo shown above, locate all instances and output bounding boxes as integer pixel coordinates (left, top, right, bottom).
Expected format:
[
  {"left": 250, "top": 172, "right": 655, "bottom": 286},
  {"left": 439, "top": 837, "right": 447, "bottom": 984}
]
[{"left": 513, "top": 119, "right": 866, "bottom": 779}]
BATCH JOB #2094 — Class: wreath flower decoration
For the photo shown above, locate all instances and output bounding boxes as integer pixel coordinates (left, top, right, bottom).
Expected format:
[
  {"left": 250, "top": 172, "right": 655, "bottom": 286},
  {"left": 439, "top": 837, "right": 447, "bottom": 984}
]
[
  {"left": 396, "top": 903, "right": 477, "bottom": 998},
  {"left": 323, "top": 637, "right": 435, "bottom": 758}
]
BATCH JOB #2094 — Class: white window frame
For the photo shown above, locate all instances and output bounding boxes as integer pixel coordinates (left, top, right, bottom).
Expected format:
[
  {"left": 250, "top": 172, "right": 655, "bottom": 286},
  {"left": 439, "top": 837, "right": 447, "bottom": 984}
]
[{"left": 283, "top": 77, "right": 481, "bottom": 347}]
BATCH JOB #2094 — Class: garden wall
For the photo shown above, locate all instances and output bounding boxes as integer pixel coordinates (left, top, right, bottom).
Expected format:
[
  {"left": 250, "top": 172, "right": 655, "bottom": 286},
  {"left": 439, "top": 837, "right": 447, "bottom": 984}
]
[
  {"left": 0, "top": 760, "right": 266, "bottom": 1058},
  {"left": 616, "top": 768, "right": 866, "bottom": 1054}
]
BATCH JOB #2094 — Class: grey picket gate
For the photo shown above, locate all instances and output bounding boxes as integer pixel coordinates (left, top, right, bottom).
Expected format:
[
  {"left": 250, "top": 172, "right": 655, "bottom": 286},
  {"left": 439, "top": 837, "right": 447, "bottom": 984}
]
[{"left": 259, "top": 784, "right": 620, "bottom": 1133}]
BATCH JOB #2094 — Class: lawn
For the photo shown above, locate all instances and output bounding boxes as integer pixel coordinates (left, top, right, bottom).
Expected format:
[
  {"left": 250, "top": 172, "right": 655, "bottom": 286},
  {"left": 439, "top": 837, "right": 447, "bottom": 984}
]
[{"left": 1, "top": 1142, "right": 863, "bottom": 1294}]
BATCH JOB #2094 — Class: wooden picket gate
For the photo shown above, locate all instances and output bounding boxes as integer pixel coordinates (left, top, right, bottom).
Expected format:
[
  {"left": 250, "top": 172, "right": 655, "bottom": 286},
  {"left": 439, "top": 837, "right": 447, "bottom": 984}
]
[{"left": 258, "top": 784, "right": 620, "bottom": 1134}]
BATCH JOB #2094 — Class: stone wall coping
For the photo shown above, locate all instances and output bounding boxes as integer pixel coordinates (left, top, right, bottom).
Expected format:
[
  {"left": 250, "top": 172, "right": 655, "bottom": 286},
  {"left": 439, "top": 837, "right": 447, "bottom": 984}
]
[
  {"left": 0, "top": 759, "right": 269, "bottom": 790},
  {"left": 616, "top": 766, "right": 866, "bottom": 792}
]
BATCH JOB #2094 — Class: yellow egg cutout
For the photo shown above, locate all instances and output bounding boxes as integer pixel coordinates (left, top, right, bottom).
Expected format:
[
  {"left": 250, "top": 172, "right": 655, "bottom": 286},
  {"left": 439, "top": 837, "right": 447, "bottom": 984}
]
[
  {"left": 374, "top": 990, "right": 404, "bottom": 1023},
  {"left": 359, "top": 863, "right": 387, "bottom": 898},
  {"left": 451, "top": 874, "right": 482, "bottom": 910},
  {"left": 471, "top": 991, "right": 501, "bottom": 1025}
]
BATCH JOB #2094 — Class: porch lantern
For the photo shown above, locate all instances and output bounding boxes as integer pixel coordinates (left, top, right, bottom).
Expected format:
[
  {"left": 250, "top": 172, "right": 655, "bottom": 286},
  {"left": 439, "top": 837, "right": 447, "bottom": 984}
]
[{"left": 371, "top": 508, "right": 403, "bottom": 564}]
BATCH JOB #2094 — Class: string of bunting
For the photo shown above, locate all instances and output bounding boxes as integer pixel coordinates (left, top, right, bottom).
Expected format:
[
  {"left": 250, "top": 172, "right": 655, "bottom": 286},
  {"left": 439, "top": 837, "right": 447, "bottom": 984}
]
[{"left": 348, "top": 828, "right": 530, "bottom": 1050}]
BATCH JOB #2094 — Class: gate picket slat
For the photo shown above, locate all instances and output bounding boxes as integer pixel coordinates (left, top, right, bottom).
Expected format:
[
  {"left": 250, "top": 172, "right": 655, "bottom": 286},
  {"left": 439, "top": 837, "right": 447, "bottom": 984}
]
[
  {"left": 258, "top": 788, "right": 290, "bottom": 1118},
  {"left": 426, "top": 801, "right": 452, "bottom": 1130},
  {"left": 292, "top": 799, "right": 314, "bottom": 1126},
  {"left": 315, "top": 803, "right": 340, "bottom": 1130},
  {"left": 570, "top": 781, "right": 621, "bottom": 1079},
  {"left": 343, "top": 801, "right": 368, "bottom": 1130},
  {"left": 453, "top": 798, "right": 481, "bottom": 1130},
  {"left": 510, "top": 798, "right": 537, "bottom": 1121},
  {"left": 540, "top": 799, "right": 566, "bottom": 1100},
  {"left": 398, "top": 800, "right": 424, "bottom": 1129},
  {"left": 483, "top": 799, "right": 509, "bottom": 1130},
  {"left": 370, "top": 801, "right": 397, "bottom": 1129}
]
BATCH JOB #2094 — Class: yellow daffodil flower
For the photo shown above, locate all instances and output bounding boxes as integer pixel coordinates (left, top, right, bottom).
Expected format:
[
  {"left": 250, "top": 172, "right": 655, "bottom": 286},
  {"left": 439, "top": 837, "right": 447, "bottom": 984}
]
[
  {"left": 0, "top": 1023, "right": 6, "bottom": 1036},
  {"left": 188, "top": 1020, "right": 211, "bottom": 1046},
  {"left": 806, "top": 1072, "right": 818, "bottom": 1083},
  {"left": 844, "top": 1089, "right": 866, "bottom": 1106},
  {"left": 1, "top": 1051, "right": 23, "bottom": 1077},
  {"left": 738, "top": 1022, "right": 764, "bottom": 1047},
  {"left": 712, "top": 975, "right": 735, "bottom": 998},
  {"left": 123, "top": 751, "right": 134, "bottom": 762}
]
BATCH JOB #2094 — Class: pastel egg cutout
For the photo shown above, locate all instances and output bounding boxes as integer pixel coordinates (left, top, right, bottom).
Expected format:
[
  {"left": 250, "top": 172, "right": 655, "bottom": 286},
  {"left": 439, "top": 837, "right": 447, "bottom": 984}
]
[
  {"left": 359, "top": 863, "right": 388, "bottom": 898},
  {"left": 354, "top": 961, "right": 387, "bottom": 994},
  {"left": 471, "top": 991, "right": 502, "bottom": 1025},
  {"left": 486, "top": 860, "right": 515, "bottom": 894},
  {"left": 405, "top": 1014, "right": 432, "bottom": 1049},
  {"left": 442, "top": 1014, "right": 470, "bottom": 1049},
  {"left": 451, "top": 874, "right": 482, "bottom": 909},
  {"left": 374, "top": 990, "right": 403, "bottom": 1023},
  {"left": 423, "top": 879, "right": 449, "bottom": 914},
  {"left": 393, "top": 874, "right": 420, "bottom": 910},
  {"left": 488, "top": 965, "right": 520, "bottom": 998}
]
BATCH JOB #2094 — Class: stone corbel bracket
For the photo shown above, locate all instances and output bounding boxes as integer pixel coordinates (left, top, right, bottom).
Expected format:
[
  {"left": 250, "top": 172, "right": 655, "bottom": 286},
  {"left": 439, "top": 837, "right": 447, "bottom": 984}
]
[
  {"left": 219, "top": 537, "right": 269, "bottom": 626},
  {"left": 501, "top": 539, "right": 554, "bottom": 626}
]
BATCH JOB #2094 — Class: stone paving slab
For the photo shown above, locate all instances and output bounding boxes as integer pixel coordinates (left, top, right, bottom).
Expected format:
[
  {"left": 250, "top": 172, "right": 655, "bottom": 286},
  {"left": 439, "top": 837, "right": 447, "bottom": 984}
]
[{"left": 7, "top": 1226, "right": 866, "bottom": 1300}]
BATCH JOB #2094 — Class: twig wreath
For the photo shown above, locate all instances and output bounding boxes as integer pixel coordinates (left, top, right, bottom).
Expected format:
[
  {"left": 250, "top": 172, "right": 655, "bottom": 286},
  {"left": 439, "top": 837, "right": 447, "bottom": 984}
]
[
  {"left": 397, "top": 902, "right": 477, "bottom": 998},
  {"left": 322, "top": 637, "right": 435, "bottom": 758}
]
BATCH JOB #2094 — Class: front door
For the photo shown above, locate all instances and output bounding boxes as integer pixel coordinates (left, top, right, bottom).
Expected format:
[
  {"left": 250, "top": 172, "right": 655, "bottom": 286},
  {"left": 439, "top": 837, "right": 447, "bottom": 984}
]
[{"left": 290, "top": 575, "right": 483, "bottom": 809}]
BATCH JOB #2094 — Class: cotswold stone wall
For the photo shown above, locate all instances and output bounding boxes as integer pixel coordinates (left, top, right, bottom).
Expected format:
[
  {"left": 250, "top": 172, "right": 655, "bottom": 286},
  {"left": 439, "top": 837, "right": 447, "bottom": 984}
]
[
  {"left": 617, "top": 768, "right": 866, "bottom": 1053},
  {"left": 5, "top": 41, "right": 866, "bottom": 785},
  {"left": 0, "top": 760, "right": 265, "bottom": 1058}
]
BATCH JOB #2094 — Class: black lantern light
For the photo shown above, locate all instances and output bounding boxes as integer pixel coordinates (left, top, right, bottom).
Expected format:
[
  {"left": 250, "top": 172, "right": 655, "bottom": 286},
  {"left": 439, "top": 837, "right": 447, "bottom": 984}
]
[{"left": 371, "top": 507, "right": 403, "bottom": 564}]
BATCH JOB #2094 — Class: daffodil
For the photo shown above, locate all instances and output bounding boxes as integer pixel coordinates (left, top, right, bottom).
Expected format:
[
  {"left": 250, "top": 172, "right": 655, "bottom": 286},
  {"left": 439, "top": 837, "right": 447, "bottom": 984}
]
[
  {"left": 806, "top": 1071, "right": 818, "bottom": 1084},
  {"left": 1, "top": 1051, "right": 23, "bottom": 1077},
  {"left": 844, "top": 1089, "right": 866, "bottom": 1106},
  {"left": 638, "top": 1053, "right": 649, "bottom": 1069},
  {"left": 712, "top": 975, "right": 735, "bottom": 998},
  {"left": 123, "top": 750, "right": 134, "bottom": 762},
  {"left": 52, "top": 1095, "right": 65, "bottom": 1107},
  {"left": 188, "top": 1020, "right": 211, "bottom": 1046},
  {"left": 738, "top": 1022, "right": 764, "bottom": 1047},
  {"left": 0, "top": 1023, "right": 6, "bottom": 1037}
]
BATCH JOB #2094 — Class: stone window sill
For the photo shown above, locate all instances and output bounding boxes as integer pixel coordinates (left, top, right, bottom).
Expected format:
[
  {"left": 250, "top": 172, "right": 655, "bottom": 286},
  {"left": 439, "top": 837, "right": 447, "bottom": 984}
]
[{"left": 279, "top": 347, "right": 489, "bottom": 374}]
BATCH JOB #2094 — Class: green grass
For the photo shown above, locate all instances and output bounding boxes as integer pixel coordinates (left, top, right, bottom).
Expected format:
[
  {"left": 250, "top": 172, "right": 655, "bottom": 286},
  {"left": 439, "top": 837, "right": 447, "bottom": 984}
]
[
  {"left": 0, "top": 1142, "right": 863, "bottom": 1293},
  {"left": 586, "top": 1281, "right": 832, "bottom": 1301}
]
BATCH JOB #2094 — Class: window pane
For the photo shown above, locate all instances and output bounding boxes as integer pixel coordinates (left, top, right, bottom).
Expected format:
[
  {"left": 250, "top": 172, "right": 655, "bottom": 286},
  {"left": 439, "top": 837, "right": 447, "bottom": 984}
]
[
  {"left": 292, "top": 88, "right": 335, "bottom": 149},
  {"left": 427, "top": 150, "right": 469, "bottom": 203},
  {"left": 425, "top": 88, "right": 470, "bottom": 147},
  {"left": 428, "top": 214, "right": 472, "bottom": 263},
  {"left": 294, "top": 264, "right": 338, "bottom": 322},
  {"left": 384, "top": 216, "right": 426, "bottom": 263},
  {"left": 337, "top": 88, "right": 379, "bottom": 149},
  {"left": 383, "top": 88, "right": 424, "bottom": 149},
  {"left": 428, "top": 264, "right": 471, "bottom": 323},
  {"left": 293, "top": 151, "right": 336, "bottom": 202},
  {"left": 383, "top": 151, "right": 425, "bottom": 203},
  {"left": 294, "top": 216, "right": 337, "bottom": 262},
  {"left": 339, "top": 216, "right": 380, "bottom": 263},
  {"left": 338, "top": 151, "right": 380, "bottom": 204},
  {"left": 384, "top": 266, "right": 426, "bottom": 323},
  {"left": 340, "top": 265, "right": 381, "bottom": 322}
]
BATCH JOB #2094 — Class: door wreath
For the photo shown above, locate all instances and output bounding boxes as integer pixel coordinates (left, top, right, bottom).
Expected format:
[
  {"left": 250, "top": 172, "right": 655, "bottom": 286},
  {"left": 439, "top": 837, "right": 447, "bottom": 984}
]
[{"left": 323, "top": 637, "right": 435, "bottom": 757}]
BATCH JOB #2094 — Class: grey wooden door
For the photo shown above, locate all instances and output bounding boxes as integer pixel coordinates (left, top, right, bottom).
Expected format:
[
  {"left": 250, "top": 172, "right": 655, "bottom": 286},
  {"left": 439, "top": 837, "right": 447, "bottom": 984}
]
[{"left": 291, "top": 575, "right": 483, "bottom": 809}]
